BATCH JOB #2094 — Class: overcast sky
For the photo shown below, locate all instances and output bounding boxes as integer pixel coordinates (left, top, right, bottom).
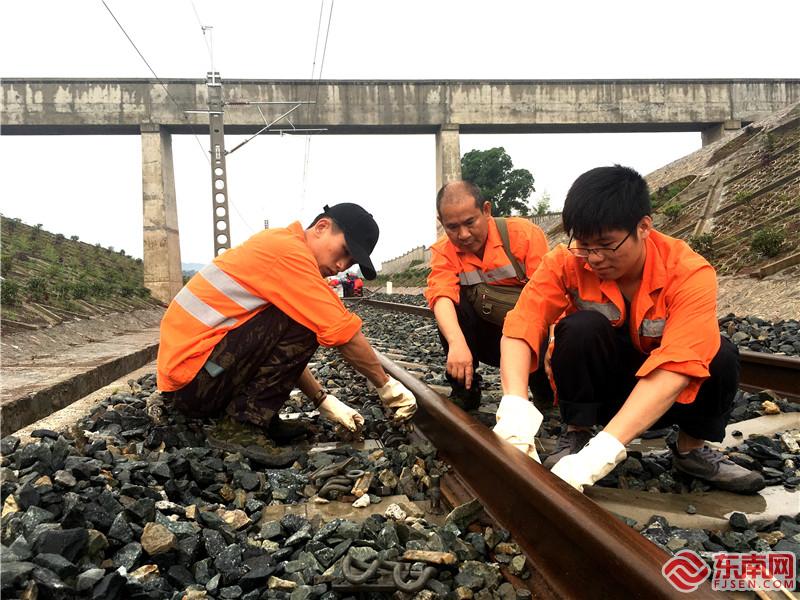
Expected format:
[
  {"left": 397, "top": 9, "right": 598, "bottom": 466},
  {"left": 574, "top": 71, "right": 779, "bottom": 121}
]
[{"left": 2, "top": 1, "right": 798, "bottom": 267}]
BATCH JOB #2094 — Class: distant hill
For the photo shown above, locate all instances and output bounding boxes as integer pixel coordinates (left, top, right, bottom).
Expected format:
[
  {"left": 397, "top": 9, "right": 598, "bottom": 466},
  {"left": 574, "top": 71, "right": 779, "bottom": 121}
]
[
  {"left": 182, "top": 262, "right": 207, "bottom": 285},
  {"left": 182, "top": 262, "right": 207, "bottom": 275},
  {"left": 1, "top": 216, "right": 162, "bottom": 332}
]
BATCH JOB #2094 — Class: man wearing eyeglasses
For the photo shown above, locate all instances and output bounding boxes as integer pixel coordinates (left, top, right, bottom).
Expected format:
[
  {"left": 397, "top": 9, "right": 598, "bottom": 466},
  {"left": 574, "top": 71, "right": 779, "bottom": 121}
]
[{"left": 498, "top": 165, "right": 764, "bottom": 495}]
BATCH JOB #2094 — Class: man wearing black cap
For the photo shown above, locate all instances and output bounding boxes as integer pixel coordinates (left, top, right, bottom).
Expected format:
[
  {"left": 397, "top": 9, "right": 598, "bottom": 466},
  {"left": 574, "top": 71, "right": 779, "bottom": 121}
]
[{"left": 156, "top": 203, "right": 417, "bottom": 440}]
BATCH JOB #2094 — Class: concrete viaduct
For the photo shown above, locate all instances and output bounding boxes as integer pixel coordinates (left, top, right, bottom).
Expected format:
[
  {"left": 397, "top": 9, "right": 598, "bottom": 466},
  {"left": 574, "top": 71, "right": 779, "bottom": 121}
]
[{"left": 3, "top": 78, "right": 799, "bottom": 302}]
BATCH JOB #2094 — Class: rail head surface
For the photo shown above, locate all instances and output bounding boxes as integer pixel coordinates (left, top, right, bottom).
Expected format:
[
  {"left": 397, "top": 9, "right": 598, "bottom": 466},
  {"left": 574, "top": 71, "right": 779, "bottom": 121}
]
[
  {"left": 376, "top": 351, "right": 720, "bottom": 599},
  {"left": 358, "top": 298, "right": 434, "bottom": 318}
]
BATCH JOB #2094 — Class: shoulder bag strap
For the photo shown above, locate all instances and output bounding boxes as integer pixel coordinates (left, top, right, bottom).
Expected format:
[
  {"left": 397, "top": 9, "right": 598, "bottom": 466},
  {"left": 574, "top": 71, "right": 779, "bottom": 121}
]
[{"left": 494, "top": 217, "right": 528, "bottom": 283}]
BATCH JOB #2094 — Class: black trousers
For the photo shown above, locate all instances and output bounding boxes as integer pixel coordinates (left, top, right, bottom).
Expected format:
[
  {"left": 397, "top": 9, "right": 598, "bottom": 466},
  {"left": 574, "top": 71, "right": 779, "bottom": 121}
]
[
  {"left": 550, "top": 310, "right": 738, "bottom": 441},
  {"left": 171, "top": 305, "right": 318, "bottom": 427},
  {"left": 436, "top": 288, "right": 551, "bottom": 400}
]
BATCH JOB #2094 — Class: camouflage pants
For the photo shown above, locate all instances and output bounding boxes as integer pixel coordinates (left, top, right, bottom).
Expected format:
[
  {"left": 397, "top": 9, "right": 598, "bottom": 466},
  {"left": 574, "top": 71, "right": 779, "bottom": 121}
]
[{"left": 170, "top": 305, "right": 318, "bottom": 427}]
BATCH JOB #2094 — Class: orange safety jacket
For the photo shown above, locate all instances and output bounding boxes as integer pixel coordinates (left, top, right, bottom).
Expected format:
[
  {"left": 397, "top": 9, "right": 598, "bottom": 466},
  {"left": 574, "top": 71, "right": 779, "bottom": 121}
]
[
  {"left": 157, "top": 222, "right": 362, "bottom": 392},
  {"left": 424, "top": 217, "right": 549, "bottom": 308},
  {"left": 503, "top": 230, "right": 720, "bottom": 405}
]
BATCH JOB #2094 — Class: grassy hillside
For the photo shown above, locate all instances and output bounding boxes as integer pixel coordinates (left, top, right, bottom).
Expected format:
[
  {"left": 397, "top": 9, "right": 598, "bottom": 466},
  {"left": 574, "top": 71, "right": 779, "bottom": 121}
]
[
  {"left": 1, "top": 216, "right": 161, "bottom": 329},
  {"left": 648, "top": 105, "right": 800, "bottom": 276}
]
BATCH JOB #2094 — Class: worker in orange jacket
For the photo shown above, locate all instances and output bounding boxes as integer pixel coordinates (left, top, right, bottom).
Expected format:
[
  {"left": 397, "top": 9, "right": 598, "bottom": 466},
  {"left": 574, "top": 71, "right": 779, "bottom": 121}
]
[
  {"left": 157, "top": 203, "right": 417, "bottom": 442},
  {"left": 497, "top": 166, "right": 763, "bottom": 494},
  {"left": 425, "top": 181, "right": 549, "bottom": 413},
  {"left": 352, "top": 274, "right": 364, "bottom": 296}
]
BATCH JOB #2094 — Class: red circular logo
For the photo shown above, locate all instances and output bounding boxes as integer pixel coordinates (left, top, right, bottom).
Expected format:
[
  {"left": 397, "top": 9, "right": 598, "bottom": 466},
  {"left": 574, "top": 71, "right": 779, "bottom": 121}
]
[{"left": 662, "top": 549, "right": 711, "bottom": 592}]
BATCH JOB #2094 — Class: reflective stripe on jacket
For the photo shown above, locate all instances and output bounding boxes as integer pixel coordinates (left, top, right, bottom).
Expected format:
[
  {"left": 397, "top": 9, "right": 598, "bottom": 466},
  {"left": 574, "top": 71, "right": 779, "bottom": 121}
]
[
  {"left": 157, "top": 222, "right": 362, "bottom": 392},
  {"left": 424, "top": 217, "right": 549, "bottom": 308},
  {"left": 503, "top": 230, "right": 720, "bottom": 404}
]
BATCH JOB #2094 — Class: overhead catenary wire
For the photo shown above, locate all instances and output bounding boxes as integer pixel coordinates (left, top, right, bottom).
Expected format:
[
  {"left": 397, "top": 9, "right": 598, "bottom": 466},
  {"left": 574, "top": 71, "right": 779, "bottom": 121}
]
[
  {"left": 102, "top": 0, "right": 258, "bottom": 237},
  {"left": 100, "top": 0, "right": 211, "bottom": 166},
  {"left": 183, "top": 0, "right": 257, "bottom": 235},
  {"left": 300, "top": 1, "right": 327, "bottom": 206},
  {"left": 301, "top": 0, "right": 335, "bottom": 208},
  {"left": 317, "top": 0, "right": 335, "bottom": 85},
  {"left": 188, "top": 0, "right": 215, "bottom": 74}
]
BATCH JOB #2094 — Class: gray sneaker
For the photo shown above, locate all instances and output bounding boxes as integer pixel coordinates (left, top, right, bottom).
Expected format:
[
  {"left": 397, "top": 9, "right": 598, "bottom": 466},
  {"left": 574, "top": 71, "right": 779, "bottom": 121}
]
[
  {"left": 543, "top": 429, "right": 593, "bottom": 470},
  {"left": 672, "top": 445, "right": 765, "bottom": 494}
]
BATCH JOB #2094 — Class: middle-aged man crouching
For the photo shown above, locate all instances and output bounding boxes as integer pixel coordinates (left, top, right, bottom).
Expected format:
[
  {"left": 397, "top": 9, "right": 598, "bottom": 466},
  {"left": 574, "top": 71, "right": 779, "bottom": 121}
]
[
  {"left": 156, "top": 203, "right": 417, "bottom": 441},
  {"left": 425, "top": 181, "right": 549, "bottom": 412},
  {"left": 497, "top": 165, "right": 764, "bottom": 494}
]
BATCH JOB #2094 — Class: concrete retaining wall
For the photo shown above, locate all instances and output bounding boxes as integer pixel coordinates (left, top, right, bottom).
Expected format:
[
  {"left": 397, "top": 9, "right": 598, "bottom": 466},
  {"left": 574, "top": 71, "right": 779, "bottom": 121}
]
[{"left": 379, "top": 246, "right": 431, "bottom": 275}]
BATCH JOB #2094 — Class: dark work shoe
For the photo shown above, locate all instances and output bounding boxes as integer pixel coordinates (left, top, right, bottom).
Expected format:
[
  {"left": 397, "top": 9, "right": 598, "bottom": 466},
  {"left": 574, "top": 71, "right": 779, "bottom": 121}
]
[
  {"left": 543, "top": 429, "right": 593, "bottom": 470},
  {"left": 447, "top": 373, "right": 482, "bottom": 411},
  {"left": 671, "top": 445, "right": 765, "bottom": 495},
  {"left": 266, "top": 415, "right": 313, "bottom": 444},
  {"left": 448, "top": 384, "right": 481, "bottom": 411}
]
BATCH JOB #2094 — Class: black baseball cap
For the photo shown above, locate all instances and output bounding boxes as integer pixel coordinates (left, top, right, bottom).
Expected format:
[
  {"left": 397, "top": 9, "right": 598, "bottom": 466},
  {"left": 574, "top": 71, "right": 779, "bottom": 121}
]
[{"left": 323, "top": 203, "right": 379, "bottom": 280}]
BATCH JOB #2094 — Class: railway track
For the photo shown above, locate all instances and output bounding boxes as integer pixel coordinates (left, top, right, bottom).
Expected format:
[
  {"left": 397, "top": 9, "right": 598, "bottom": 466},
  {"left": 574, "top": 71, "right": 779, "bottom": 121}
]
[
  {"left": 378, "top": 352, "right": 707, "bottom": 599},
  {"left": 350, "top": 296, "right": 800, "bottom": 403},
  {"left": 1, "top": 299, "right": 798, "bottom": 599},
  {"left": 348, "top": 296, "right": 800, "bottom": 598}
]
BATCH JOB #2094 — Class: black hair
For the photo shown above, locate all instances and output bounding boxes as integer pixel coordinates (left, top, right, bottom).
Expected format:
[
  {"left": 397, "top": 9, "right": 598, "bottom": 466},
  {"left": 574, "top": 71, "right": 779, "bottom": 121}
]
[
  {"left": 308, "top": 213, "right": 342, "bottom": 232},
  {"left": 436, "top": 180, "right": 484, "bottom": 216},
  {"left": 562, "top": 165, "right": 651, "bottom": 240}
]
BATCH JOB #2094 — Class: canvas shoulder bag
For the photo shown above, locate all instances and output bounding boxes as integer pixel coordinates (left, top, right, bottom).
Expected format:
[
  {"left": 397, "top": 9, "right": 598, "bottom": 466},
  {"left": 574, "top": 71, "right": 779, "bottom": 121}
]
[{"left": 462, "top": 217, "right": 528, "bottom": 326}]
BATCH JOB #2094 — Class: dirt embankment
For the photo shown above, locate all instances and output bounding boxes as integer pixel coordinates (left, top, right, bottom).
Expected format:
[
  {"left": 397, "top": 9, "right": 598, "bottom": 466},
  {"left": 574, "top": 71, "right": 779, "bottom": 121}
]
[{"left": 1, "top": 307, "right": 164, "bottom": 366}]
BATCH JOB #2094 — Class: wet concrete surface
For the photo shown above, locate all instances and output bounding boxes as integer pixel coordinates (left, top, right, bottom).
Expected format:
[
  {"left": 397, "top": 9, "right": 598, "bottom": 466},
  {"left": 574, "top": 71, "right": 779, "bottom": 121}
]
[{"left": 0, "top": 327, "right": 160, "bottom": 435}]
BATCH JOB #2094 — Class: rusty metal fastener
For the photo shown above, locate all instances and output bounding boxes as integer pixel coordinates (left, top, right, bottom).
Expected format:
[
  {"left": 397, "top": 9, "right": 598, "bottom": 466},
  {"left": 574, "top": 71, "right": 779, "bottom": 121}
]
[
  {"left": 309, "top": 456, "right": 355, "bottom": 483},
  {"left": 342, "top": 555, "right": 384, "bottom": 583},
  {"left": 391, "top": 561, "right": 438, "bottom": 593},
  {"left": 342, "top": 556, "right": 437, "bottom": 593},
  {"left": 318, "top": 476, "right": 355, "bottom": 499},
  {"left": 381, "top": 431, "right": 406, "bottom": 447}
]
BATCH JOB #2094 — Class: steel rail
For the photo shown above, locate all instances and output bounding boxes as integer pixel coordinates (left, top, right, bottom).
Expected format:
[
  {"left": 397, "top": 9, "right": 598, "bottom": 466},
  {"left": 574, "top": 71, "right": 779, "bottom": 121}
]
[
  {"left": 349, "top": 298, "right": 434, "bottom": 318},
  {"left": 376, "top": 350, "right": 718, "bottom": 599},
  {"left": 360, "top": 299, "right": 800, "bottom": 400},
  {"left": 738, "top": 349, "right": 800, "bottom": 401}
]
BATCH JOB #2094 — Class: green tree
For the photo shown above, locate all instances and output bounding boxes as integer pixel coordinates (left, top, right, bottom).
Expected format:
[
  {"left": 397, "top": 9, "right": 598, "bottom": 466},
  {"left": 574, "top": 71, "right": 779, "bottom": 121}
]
[
  {"left": 460, "top": 147, "right": 535, "bottom": 216},
  {"left": 533, "top": 192, "right": 551, "bottom": 216}
]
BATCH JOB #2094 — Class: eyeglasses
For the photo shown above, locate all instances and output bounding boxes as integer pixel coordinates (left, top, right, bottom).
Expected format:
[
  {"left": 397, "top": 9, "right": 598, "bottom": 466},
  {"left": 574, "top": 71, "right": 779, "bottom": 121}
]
[{"left": 567, "top": 231, "right": 632, "bottom": 258}]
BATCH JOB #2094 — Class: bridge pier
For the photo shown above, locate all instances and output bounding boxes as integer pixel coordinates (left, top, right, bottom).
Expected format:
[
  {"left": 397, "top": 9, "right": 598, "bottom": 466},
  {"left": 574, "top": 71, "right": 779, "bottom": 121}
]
[
  {"left": 435, "top": 124, "right": 462, "bottom": 237},
  {"left": 141, "top": 124, "right": 183, "bottom": 304},
  {"left": 701, "top": 119, "right": 743, "bottom": 146}
]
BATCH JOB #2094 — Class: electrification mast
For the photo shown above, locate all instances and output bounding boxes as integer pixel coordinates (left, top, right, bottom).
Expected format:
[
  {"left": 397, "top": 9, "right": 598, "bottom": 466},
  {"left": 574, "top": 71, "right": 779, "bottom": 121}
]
[{"left": 206, "top": 71, "right": 231, "bottom": 256}]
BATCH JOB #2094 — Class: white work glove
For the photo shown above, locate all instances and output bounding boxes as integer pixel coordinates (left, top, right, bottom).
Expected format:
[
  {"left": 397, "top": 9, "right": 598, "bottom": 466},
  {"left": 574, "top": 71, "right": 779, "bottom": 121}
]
[
  {"left": 551, "top": 431, "right": 627, "bottom": 492},
  {"left": 492, "top": 395, "right": 543, "bottom": 462},
  {"left": 317, "top": 394, "right": 365, "bottom": 432},
  {"left": 376, "top": 376, "right": 417, "bottom": 422}
]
